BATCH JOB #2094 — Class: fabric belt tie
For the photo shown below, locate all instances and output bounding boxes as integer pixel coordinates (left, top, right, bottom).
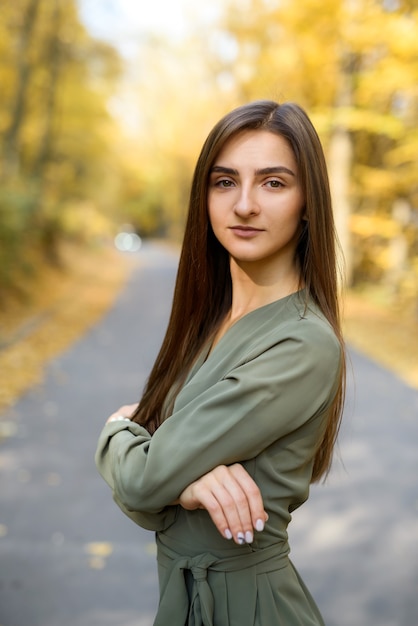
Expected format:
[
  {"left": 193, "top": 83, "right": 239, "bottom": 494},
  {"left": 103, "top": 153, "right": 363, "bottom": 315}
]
[{"left": 154, "top": 535, "right": 289, "bottom": 626}]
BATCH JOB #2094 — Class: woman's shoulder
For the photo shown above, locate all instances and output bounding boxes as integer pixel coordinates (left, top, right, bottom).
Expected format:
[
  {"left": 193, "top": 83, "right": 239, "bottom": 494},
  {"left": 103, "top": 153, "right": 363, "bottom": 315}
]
[
  {"left": 293, "top": 300, "right": 341, "bottom": 361},
  {"left": 291, "top": 292, "right": 337, "bottom": 333},
  {"left": 283, "top": 293, "right": 340, "bottom": 348},
  {"left": 242, "top": 291, "right": 341, "bottom": 364},
  {"left": 198, "top": 291, "right": 342, "bottom": 376},
  {"left": 251, "top": 290, "right": 336, "bottom": 336}
]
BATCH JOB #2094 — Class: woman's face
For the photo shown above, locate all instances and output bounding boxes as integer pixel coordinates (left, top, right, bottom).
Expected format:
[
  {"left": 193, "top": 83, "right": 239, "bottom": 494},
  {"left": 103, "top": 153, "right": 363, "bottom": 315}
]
[{"left": 208, "top": 130, "right": 305, "bottom": 273}]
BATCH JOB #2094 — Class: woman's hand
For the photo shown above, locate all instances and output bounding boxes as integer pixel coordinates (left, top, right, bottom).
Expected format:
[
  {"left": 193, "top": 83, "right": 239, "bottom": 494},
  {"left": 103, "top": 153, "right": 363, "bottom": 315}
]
[
  {"left": 178, "top": 464, "right": 268, "bottom": 545},
  {"left": 106, "top": 403, "right": 138, "bottom": 424}
]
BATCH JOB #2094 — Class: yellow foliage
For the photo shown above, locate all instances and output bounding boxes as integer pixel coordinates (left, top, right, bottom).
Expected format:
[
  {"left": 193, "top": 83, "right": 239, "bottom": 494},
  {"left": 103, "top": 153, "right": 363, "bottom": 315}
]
[
  {"left": 355, "top": 165, "right": 398, "bottom": 196},
  {"left": 350, "top": 214, "right": 400, "bottom": 239},
  {"left": 60, "top": 202, "right": 114, "bottom": 241}
]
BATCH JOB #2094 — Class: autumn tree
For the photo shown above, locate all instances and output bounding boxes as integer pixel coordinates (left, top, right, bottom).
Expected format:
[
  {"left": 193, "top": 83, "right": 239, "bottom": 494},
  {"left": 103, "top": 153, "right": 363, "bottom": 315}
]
[
  {"left": 0, "top": 0, "right": 122, "bottom": 293},
  {"left": 113, "top": 32, "right": 238, "bottom": 238},
  {"left": 211, "top": 0, "right": 418, "bottom": 308}
]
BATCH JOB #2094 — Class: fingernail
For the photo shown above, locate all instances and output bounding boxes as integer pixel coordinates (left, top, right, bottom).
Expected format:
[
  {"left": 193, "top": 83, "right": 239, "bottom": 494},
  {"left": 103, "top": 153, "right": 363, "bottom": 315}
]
[
  {"left": 255, "top": 518, "right": 264, "bottom": 532},
  {"left": 245, "top": 531, "right": 253, "bottom": 544},
  {"left": 224, "top": 529, "right": 233, "bottom": 540},
  {"left": 237, "top": 532, "right": 245, "bottom": 545}
]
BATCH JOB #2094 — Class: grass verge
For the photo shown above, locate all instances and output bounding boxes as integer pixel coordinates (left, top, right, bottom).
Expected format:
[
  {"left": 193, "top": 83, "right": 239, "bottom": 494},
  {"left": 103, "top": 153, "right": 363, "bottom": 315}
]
[
  {"left": 343, "top": 290, "right": 418, "bottom": 390},
  {"left": 0, "top": 242, "right": 134, "bottom": 414}
]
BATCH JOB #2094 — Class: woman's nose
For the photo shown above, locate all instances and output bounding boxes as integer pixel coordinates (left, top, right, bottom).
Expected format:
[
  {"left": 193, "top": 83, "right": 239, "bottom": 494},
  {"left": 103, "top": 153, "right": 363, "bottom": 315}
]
[{"left": 234, "top": 187, "right": 259, "bottom": 217}]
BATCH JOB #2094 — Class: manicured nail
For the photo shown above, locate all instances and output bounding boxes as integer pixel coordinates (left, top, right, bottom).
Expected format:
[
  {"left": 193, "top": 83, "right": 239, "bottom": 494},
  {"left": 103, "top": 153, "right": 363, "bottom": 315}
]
[
  {"left": 224, "top": 529, "right": 233, "bottom": 540},
  {"left": 245, "top": 531, "right": 253, "bottom": 544},
  {"left": 237, "top": 532, "right": 245, "bottom": 545},
  {"left": 255, "top": 518, "right": 265, "bottom": 532}
]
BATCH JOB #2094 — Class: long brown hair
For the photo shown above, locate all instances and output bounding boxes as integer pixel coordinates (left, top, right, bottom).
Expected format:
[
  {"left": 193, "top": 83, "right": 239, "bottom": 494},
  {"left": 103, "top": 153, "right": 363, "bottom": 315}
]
[{"left": 131, "top": 100, "right": 346, "bottom": 482}]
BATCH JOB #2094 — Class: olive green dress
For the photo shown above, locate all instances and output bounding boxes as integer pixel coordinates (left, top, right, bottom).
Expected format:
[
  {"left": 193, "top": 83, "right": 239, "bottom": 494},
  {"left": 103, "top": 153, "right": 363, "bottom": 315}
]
[{"left": 95, "top": 291, "right": 342, "bottom": 626}]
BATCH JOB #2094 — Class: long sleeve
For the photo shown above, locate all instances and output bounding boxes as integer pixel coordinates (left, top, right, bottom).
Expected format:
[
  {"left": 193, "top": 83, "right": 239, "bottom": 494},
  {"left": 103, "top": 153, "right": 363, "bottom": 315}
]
[
  {"left": 95, "top": 310, "right": 341, "bottom": 522},
  {"left": 95, "top": 419, "right": 180, "bottom": 530}
]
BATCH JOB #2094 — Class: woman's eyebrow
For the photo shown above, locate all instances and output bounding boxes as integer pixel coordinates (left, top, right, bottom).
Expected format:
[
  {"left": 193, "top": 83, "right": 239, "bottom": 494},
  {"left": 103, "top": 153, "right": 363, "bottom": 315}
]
[
  {"left": 210, "top": 165, "right": 238, "bottom": 175},
  {"left": 255, "top": 166, "right": 296, "bottom": 177},
  {"left": 210, "top": 165, "right": 296, "bottom": 177}
]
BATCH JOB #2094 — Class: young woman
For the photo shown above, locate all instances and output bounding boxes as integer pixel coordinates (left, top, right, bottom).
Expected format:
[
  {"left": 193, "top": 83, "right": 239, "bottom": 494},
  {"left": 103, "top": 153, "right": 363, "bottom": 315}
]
[{"left": 96, "top": 100, "right": 346, "bottom": 625}]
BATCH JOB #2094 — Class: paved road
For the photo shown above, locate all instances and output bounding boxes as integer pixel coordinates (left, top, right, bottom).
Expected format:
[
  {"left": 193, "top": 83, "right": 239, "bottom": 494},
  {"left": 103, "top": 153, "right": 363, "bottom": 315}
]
[{"left": 0, "top": 241, "right": 417, "bottom": 626}]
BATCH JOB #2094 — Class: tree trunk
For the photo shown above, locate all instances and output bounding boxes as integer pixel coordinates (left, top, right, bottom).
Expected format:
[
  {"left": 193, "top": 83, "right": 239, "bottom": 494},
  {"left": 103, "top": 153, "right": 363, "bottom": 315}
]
[
  {"left": 2, "top": 0, "right": 41, "bottom": 179},
  {"left": 32, "top": 0, "right": 62, "bottom": 180},
  {"left": 328, "top": 126, "right": 353, "bottom": 287},
  {"left": 328, "top": 48, "right": 356, "bottom": 287}
]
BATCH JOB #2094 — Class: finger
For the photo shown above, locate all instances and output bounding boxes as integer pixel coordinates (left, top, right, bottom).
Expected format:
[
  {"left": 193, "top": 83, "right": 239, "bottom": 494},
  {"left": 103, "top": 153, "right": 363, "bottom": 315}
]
[
  {"left": 189, "top": 471, "right": 250, "bottom": 544},
  {"left": 229, "top": 464, "right": 267, "bottom": 532},
  {"left": 190, "top": 480, "right": 233, "bottom": 541},
  {"left": 218, "top": 472, "right": 254, "bottom": 544},
  {"left": 106, "top": 403, "right": 139, "bottom": 423},
  {"left": 207, "top": 466, "right": 256, "bottom": 544}
]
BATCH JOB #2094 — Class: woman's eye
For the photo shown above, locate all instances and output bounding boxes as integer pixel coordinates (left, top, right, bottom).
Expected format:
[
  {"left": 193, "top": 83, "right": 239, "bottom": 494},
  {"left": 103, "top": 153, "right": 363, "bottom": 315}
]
[
  {"left": 217, "top": 179, "right": 234, "bottom": 188},
  {"left": 267, "top": 180, "right": 283, "bottom": 188}
]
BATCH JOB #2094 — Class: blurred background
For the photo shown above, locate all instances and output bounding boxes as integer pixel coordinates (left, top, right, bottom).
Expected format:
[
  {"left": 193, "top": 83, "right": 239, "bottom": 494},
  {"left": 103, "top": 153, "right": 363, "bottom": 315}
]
[
  {"left": 0, "top": 0, "right": 417, "bottom": 400},
  {"left": 0, "top": 3, "right": 417, "bottom": 625}
]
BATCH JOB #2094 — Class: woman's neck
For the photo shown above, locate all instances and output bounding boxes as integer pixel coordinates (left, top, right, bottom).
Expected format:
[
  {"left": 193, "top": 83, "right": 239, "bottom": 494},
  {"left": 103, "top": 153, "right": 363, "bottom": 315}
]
[
  {"left": 228, "top": 257, "right": 301, "bottom": 322},
  {"left": 208, "top": 259, "right": 302, "bottom": 354}
]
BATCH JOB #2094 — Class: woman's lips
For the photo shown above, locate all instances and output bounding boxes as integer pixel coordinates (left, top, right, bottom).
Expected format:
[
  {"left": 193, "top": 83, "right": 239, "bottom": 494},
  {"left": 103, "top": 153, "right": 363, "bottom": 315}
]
[{"left": 229, "top": 226, "right": 264, "bottom": 237}]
